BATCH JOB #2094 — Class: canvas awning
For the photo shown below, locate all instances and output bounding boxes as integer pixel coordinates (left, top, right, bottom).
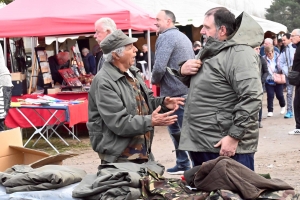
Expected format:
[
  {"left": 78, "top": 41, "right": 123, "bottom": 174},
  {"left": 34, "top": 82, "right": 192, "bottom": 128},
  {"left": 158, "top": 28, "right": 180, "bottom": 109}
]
[
  {"left": 0, "top": 0, "right": 156, "bottom": 37},
  {"left": 129, "top": 0, "right": 287, "bottom": 34}
]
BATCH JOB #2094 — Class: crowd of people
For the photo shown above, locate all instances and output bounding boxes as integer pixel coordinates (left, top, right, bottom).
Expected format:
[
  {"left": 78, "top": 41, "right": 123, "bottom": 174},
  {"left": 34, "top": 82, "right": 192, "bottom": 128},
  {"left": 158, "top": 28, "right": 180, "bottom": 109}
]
[{"left": 83, "top": 7, "right": 300, "bottom": 175}]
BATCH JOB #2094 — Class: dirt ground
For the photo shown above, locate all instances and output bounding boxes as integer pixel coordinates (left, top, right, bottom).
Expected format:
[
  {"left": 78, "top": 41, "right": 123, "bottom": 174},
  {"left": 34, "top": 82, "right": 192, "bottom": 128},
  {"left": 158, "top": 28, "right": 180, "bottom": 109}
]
[{"left": 63, "top": 93, "right": 300, "bottom": 192}]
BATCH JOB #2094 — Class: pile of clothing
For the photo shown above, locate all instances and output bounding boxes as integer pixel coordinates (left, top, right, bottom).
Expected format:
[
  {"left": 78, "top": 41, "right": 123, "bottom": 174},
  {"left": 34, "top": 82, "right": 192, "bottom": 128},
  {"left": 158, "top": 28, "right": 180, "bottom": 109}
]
[{"left": 1, "top": 158, "right": 300, "bottom": 200}]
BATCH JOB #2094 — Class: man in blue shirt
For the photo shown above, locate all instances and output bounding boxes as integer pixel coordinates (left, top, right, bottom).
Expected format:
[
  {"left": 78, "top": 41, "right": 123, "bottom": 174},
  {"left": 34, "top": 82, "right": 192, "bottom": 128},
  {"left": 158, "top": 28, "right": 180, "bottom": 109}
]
[{"left": 280, "top": 33, "right": 296, "bottom": 118}]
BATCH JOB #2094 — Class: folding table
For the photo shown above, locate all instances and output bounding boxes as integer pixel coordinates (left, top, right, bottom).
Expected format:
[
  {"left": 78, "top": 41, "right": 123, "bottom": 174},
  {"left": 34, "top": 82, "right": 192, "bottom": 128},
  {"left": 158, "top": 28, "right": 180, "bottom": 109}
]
[{"left": 12, "top": 105, "right": 80, "bottom": 153}]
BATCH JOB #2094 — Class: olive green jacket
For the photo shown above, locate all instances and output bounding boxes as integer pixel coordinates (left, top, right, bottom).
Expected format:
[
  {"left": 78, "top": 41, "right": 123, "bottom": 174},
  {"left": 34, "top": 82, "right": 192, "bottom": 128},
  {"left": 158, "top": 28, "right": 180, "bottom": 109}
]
[
  {"left": 178, "top": 12, "right": 264, "bottom": 153},
  {"left": 87, "top": 62, "right": 166, "bottom": 163}
]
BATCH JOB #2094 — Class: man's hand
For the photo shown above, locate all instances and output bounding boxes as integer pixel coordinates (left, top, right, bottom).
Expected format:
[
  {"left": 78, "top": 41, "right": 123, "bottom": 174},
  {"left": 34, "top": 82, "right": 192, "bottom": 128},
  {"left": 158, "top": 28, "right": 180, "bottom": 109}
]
[
  {"left": 151, "top": 106, "right": 177, "bottom": 126},
  {"left": 164, "top": 96, "right": 185, "bottom": 110},
  {"left": 214, "top": 135, "right": 239, "bottom": 157},
  {"left": 180, "top": 59, "right": 202, "bottom": 76}
]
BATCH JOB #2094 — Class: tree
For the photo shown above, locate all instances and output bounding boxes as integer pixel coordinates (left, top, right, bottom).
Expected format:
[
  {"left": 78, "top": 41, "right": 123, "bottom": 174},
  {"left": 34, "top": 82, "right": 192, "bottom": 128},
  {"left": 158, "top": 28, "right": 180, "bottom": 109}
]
[
  {"left": 265, "top": 0, "right": 300, "bottom": 32},
  {"left": 0, "top": 0, "right": 13, "bottom": 4}
]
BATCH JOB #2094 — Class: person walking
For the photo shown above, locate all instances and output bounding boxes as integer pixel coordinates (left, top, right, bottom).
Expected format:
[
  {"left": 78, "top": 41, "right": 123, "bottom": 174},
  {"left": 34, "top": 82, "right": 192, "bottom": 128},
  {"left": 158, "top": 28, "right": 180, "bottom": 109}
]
[
  {"left": 280, "top": 33, "right": 296, "bottom": 119},
  {"left": 263, "top": 45, "right": 286, "bottom": 117},
  {"left": 288, "top": 29, "right": 300, "bottom": 134}
]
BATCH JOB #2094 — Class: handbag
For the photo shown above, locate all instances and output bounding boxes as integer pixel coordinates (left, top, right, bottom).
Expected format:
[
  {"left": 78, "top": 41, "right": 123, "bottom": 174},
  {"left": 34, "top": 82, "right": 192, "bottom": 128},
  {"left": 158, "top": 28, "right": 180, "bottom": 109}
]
[
  {"left": 265, "top": 56, "right": 286, "bottom": 84},
  {"left": 288, "top": 70, "right": 300, "bottom": 86},
  {"left": 273, "top": 72, "right": 286, "bottom": 84},
  {"left": 284, "top": 48, "right": 300, "bottom": 86}
]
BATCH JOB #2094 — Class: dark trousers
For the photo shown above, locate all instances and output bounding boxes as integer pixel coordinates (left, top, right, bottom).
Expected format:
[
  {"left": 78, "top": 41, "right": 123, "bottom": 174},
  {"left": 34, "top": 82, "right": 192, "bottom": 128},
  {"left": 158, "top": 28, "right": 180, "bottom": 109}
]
[
  {"left": 189, "top": 152, "right": 255, "bottom": 171},
  {"left": 265, "top": 83, "right": 285, "bottom": 112},
  {"left": 294, "top": 86, "right": 300, "bottom": 129},
  {"left": 258, "top": 108, "right": 262, "bottom": 122}
]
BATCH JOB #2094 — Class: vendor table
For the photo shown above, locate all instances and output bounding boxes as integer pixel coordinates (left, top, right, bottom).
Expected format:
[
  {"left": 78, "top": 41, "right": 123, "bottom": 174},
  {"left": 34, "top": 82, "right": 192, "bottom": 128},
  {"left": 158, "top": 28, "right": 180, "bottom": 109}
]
[
  {"left": 6, "top": 100, "right": 88, "bottom": 129},
  {"left": 11, "top": 104, "right": 83, "bottom": 153}
]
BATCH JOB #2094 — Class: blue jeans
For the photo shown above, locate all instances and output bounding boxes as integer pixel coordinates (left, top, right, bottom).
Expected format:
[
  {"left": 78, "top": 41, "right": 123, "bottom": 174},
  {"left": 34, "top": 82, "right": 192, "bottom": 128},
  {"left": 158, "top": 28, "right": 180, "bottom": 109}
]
[
  {"left": 265, "top": 83, "right": 285, "bottom": 112},
  {"left": 167, "top": 104, "right": 191, "bottom": 168},
  {"left": 189, "top": 152, "right": 255, "bottom": 171}
]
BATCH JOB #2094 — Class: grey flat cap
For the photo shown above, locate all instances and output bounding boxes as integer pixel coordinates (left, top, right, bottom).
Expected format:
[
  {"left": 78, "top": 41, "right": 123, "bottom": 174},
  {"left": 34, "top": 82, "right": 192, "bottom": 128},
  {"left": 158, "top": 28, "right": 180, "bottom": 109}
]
[{"left": 100, "top": 30, "right": 138, "bottom": 54}]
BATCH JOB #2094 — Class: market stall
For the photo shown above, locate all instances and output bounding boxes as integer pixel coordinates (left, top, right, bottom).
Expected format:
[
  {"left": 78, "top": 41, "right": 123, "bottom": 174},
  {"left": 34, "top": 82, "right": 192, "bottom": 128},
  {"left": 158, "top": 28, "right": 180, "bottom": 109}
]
[{"left": 0, "top": 0, "right": 158, "bottom": 130}]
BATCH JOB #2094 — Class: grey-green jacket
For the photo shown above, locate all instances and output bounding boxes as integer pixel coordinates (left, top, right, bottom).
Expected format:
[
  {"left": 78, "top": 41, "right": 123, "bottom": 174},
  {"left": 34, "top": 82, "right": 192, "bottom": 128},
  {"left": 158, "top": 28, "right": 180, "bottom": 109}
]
[
  {"left": 88, "top": 61, "right": 166, "bottom": 163},
  {"left": 178, "top": 12, "right": 264, "bottom": 153}
]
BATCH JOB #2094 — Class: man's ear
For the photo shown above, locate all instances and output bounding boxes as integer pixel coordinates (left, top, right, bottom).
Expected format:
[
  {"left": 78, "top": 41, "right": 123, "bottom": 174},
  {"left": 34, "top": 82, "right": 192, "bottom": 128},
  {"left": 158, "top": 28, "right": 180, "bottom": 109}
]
[
  {"left": 220, "top": 25, "right": 227, "bottom": 37},
  {"left": 112, "top": 52, "right": 120, "bottom": 60}
]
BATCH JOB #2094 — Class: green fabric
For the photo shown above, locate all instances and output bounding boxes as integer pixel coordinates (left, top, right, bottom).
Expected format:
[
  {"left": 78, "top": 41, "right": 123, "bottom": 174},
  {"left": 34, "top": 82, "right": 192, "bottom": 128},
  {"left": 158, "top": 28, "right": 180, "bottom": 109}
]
[
  {"left": 177, "top": 12, "right": 264, "bottom": 153},
  {"left": 0, "top": 165, "right": 86, "bottom": 194},
  {"left": 140, "top": 169, "right": 299, "bottom": 200},
  {"left": 88, "top": 63, "right": 168, "bottom": 163}
]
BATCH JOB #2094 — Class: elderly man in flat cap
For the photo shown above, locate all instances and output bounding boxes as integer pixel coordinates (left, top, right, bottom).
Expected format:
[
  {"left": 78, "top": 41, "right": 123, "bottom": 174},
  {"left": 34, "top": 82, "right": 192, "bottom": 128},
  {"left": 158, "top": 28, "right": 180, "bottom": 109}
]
[{"left": 88, "top": 30, "right": 184, "bottom": 164}]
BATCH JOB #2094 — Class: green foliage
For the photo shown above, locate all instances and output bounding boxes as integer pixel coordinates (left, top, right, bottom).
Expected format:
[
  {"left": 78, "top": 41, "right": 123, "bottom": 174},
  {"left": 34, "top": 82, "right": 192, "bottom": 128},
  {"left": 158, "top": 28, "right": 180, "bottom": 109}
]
[
  {"left": 0, "top": 0, "right": 13, "bottom": 4},
  {"left": 265, "top": 0, "right": 300, "bottom": 32}
]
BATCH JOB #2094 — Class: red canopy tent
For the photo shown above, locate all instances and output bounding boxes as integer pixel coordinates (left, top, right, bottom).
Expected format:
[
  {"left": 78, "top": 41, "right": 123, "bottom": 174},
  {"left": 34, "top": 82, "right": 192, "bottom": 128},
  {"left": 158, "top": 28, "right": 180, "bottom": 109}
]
[{"left": 0, "top": 0, "right": 156, "bottom": 37}]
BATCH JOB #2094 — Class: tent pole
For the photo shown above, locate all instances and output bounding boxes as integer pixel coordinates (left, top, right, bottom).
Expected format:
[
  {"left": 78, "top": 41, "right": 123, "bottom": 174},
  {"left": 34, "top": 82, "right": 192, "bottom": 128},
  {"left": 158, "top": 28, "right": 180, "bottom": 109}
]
[
  {"left": 56, "top": 38, "right": 59, "bottom": 54},
  {"left": 128, "top": 29, "right": 132, "bottom": 37},
  {"left": 147, "top": 30, "right": 152, "bottom": 89},
  {"left": 3, "top": 38, "right": 8, "bottom": 71}
]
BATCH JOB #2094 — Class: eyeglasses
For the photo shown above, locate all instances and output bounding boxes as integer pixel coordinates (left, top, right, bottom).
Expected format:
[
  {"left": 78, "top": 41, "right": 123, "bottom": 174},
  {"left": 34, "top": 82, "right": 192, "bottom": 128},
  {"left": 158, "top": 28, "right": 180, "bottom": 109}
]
[{"left": 291, "top": 35, "right": 300, "bottom": 37}]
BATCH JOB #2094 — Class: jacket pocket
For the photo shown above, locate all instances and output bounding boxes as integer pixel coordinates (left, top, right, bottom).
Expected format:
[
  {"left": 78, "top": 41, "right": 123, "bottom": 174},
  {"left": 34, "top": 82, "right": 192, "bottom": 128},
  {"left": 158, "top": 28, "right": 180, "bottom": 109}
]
[
  {"left": 89, "top": 131, "right": 103, "bottom": 152},
  {"left": 87, "top": 120, "right": 103, "bottom": 152},
  {"left": 216, "top": 111, "right": 233, "bottom": 136}
]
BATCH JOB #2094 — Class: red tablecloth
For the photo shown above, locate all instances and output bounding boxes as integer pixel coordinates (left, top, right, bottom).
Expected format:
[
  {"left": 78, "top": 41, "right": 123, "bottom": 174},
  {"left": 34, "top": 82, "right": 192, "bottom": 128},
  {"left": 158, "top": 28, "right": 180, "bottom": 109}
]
[
  {"left": 5, "top": 100, "right": 88, "bottom": 128},
  {"left": 6, "top": 82, "right": 157, "bottom": 129},
  {"left": 11, "top": 92, "right": 88, "bottom": 102}
]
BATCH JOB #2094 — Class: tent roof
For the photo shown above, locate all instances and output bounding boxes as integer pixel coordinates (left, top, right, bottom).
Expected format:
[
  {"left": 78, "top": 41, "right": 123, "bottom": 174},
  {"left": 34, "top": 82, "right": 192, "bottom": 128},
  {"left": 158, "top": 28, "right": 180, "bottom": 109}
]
[
  {"left": 0, "top": 0, "right": 156, "bottom": 37},
  {"left": 130, "top": 0, "right": 287, "bottom": 34}
]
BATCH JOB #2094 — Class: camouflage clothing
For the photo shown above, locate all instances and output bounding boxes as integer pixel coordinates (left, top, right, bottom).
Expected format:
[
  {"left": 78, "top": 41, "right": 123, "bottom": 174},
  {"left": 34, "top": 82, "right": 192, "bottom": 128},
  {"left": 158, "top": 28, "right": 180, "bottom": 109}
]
[
  {"left": 140, "top": 169, "right": 300, "bottom": 200},
  {"left": 120, "top": 72, "right": 151, "bottom": 160}
]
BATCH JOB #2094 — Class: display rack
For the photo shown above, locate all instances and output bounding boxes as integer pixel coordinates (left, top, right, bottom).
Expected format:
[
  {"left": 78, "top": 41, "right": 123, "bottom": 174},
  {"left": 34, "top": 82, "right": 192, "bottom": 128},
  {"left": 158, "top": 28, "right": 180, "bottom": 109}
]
[
  {"left": 35, "top": 47, "right": 53, "bottom": 88},
  {"left": 71, "top": 42, "right": 86, "bottom": 76}
]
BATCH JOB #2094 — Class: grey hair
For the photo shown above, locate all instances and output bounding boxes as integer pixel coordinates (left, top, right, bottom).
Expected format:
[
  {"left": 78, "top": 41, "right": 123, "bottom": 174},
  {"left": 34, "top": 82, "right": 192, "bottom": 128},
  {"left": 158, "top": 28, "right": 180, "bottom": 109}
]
[
  {"left": 142, "top": 44, "right": 148, "bottom": 48},
  {"left": 264, "top": 38, "right": 273, "bottom": 44},
  {"left": 293, "top": 29, "right": 300, "bottom": 35},
  {"left": 95, "top": 17, "right": 117, "bottom": 32},
  {"left": 105, "top": 46, "right": 126, "bottom": 62}
]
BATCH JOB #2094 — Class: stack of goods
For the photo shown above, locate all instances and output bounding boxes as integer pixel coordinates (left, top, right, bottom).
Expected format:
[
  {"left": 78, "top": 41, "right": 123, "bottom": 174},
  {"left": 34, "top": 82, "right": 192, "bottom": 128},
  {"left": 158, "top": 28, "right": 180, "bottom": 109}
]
[
  {"left": 58, "top": 68, "right": 82, "bottom": 87},
  {"left": 37, "top": 50, "right": 52, "bottom": 86}
]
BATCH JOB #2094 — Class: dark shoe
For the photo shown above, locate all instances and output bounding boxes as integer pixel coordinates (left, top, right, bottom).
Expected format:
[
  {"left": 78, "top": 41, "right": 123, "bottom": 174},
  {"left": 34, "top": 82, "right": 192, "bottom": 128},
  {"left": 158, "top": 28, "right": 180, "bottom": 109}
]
[
  {"left": 259, "top": 122, "right": 263, "bottom": 128},
  {"left": 167, "top": 165, "right": 191, "bottom": 175}
]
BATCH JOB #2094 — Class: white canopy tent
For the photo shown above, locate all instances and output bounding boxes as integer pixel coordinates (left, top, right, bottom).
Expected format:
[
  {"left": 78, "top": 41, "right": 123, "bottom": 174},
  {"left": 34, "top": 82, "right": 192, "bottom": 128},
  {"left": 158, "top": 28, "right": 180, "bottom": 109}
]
[
  {"left": 207, "top": 0, "right": 272, "bottom": 19},
  {"left": 129, "top": 0, "right": 287, "bottom": 34}
]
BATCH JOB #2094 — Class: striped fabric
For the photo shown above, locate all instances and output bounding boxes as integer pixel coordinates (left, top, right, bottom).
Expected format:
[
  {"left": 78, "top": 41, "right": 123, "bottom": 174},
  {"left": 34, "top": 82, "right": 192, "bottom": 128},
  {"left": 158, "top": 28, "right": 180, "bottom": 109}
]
[{"left": 0, "top": 86, "right": 6, "bottom": 119}]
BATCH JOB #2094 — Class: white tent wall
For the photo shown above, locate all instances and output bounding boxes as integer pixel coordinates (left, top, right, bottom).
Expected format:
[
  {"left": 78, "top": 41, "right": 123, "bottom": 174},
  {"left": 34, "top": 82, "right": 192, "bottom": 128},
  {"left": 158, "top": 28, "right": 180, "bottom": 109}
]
[
  {"left": 129, "top": 0, "right": 287, "bottom": 34},
  {"left": 207, "top": 0, "right": 272, "bottom": 19}
]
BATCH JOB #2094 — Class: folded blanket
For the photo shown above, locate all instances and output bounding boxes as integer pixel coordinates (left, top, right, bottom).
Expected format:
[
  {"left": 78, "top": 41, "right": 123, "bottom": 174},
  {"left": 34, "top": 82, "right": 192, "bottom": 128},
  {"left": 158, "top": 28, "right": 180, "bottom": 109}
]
[
  {"left": 72, "top": 172, "right": 141, "bottom": 199},
  {"left": 0, "top": 165, "right": 86, "bottom": 194}
]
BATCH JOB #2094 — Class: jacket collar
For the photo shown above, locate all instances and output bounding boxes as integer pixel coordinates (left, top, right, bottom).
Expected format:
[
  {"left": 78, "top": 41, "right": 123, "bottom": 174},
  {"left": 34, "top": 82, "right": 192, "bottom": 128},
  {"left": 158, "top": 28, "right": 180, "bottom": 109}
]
[
  {"left": 102, "top": 61, "right": 140, "bottom": 82},
  {"left": 160, "top": 27, "right": 178, "bottom": 34}
]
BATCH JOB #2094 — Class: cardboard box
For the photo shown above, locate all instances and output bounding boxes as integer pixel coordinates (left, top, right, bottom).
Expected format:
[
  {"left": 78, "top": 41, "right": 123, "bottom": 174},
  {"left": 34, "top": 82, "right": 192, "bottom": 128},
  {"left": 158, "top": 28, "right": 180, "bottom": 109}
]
[
  {"left": 47, "top": 87, "right": 61, "bottom": 94},
  {"left": 11, "top": 72, "right": 26, "bottom": 81},
  {"left": 0, "top": 127, "right": 77, "bottom": 172}
]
